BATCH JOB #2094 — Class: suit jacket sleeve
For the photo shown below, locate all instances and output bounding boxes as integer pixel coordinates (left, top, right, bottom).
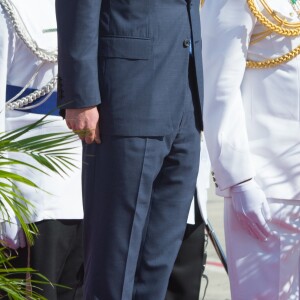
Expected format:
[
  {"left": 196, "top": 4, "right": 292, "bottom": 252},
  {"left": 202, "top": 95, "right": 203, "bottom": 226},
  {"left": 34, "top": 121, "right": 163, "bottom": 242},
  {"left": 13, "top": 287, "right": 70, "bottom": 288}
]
[
  {"left": 56, "top": 0, "right": 102, "bottom": 109},
  {"left": 201, "top": 0, "right": 256, "bottom": 193}
]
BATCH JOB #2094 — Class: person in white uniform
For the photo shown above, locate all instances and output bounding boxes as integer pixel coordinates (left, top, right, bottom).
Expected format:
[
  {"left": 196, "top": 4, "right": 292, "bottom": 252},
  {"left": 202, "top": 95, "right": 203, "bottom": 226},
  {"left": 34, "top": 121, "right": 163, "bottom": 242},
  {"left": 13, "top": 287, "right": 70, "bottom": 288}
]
[
  {"left": 201, "top": 0, "right": 300, "bottom": 299},
  {"left": 0, "top": 0, "right": 84, "bottom": 298}
]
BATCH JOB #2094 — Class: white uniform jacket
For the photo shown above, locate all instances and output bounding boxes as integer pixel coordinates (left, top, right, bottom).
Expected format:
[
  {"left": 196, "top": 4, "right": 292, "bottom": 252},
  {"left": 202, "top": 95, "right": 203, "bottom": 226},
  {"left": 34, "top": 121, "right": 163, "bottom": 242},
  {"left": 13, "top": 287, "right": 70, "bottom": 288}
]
[
  {"left": 201, "top": 0, "right": 300, "bottom": 200},
  {"left": 0, "top": 0, "right": 83, "bottom": 222}
]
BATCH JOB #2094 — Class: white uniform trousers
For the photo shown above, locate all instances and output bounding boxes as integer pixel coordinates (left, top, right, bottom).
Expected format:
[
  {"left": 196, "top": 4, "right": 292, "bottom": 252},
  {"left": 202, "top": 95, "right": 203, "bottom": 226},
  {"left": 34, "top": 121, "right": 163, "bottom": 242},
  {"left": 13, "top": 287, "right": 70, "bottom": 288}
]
[{"left": 224, "top": 198, "right": 300, "bottom": 300}]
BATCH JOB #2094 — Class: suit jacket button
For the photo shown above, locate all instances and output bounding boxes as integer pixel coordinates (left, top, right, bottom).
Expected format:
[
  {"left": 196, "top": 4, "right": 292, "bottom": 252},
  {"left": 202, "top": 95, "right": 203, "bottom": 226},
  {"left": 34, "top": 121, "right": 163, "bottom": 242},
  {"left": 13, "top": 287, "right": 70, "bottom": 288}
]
[{"left": 183, "top": 39, "right": 191, "bottom": 48}]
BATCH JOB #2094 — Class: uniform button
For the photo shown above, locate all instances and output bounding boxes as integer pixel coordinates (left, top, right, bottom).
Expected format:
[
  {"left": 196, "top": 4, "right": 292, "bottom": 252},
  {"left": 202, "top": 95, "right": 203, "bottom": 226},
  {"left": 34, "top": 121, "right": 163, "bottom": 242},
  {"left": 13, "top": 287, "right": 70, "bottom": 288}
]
[
  {"left": 183, "top": 39, "right": 191, "bottom": 48},
  {"left": 215, "top": 183, "right": 219, "bottom": 188}
]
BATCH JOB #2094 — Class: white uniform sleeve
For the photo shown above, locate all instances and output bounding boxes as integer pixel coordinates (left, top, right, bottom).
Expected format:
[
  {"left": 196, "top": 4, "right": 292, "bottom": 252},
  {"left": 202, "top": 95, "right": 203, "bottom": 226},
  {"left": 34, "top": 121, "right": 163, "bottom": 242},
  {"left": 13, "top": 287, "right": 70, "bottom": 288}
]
[
  {"left": 201, "top": 0, "right": 256, "bottom": 193},
  {"left": 0, "top": 5, "right": 9, "bottom": 131},
  {"left": 0, "top": 4, "right": 17, "bottom": 221}
]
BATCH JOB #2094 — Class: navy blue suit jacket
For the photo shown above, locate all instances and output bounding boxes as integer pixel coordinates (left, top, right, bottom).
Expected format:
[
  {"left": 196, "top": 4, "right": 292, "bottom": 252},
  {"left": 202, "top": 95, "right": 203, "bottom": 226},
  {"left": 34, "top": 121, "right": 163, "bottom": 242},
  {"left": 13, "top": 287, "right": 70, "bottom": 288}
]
[{"left": 56, "top": 0, "right": 203, "bottom": 136}]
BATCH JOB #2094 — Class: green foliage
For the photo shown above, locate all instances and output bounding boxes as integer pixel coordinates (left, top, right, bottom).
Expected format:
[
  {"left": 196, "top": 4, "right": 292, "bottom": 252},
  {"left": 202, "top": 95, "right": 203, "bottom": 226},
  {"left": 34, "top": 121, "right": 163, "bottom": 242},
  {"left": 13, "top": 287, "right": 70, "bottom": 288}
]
[{"left": 0, "top": 116, "right": 79, "bottom": 299}]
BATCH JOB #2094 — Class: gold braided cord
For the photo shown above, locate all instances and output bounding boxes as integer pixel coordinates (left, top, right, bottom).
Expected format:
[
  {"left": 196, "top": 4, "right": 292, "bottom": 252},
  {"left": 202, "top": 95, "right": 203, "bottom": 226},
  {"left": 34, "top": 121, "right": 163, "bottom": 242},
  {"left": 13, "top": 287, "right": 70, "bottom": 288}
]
[
  {"left": 247, "top": 0, "right": 300, "bottom": 36},
  {"left": 259, "top": 0, "right": 300, "bottom": 28},
  {"left": 250, "top": 29, "right": 273, "bottom": 45},
  {"left": 247, "top": 43, "right": 300, "bottom": 68}
]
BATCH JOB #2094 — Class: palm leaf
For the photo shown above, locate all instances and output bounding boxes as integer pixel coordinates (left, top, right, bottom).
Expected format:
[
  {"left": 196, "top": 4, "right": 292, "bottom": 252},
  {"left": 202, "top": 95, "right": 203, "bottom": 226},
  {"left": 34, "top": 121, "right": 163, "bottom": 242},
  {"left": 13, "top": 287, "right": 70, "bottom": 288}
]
[{"left": 0, "top": 117, "right": 81, "bottom": 299}]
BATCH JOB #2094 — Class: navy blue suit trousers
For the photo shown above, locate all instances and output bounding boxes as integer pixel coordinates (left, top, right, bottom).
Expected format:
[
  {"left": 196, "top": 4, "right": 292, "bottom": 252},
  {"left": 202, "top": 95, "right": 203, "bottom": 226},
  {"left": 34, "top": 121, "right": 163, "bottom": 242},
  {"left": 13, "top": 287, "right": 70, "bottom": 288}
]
[{"left": 82, "top": 62, "right": 200, "bottom": 300}]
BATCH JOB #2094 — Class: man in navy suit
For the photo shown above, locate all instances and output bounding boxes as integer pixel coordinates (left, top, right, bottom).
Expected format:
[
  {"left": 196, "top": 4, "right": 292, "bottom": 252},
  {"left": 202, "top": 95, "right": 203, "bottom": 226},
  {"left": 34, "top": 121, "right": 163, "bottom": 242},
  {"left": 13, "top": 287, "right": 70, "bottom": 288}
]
[{"left": 56, "top": 1, "right": 203, "bottom": 299}]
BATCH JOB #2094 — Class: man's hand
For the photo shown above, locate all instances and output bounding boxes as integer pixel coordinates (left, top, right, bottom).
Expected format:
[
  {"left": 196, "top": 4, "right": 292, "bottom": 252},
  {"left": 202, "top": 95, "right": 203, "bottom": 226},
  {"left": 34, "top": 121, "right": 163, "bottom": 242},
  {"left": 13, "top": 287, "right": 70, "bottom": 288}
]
[
  {"left": 0, "top": 220, "right": 26, "bottom": 250},
  {"left": 65, "top": 107, "right": 101, "bottom": 144},
  {"left": 230, "top": 179, "right": 272, "bottom": 241}
]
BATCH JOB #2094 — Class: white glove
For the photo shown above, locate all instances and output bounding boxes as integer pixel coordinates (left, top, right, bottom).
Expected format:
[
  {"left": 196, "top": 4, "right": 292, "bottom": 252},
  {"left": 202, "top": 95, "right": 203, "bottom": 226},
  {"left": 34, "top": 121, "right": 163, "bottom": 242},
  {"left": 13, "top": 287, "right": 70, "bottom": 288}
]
[
  {"left": 230, "top": 179, "right": 272, "bottom": 241},
  {"left": 0, "top": 218, "right": 26, "bottom": 250}
]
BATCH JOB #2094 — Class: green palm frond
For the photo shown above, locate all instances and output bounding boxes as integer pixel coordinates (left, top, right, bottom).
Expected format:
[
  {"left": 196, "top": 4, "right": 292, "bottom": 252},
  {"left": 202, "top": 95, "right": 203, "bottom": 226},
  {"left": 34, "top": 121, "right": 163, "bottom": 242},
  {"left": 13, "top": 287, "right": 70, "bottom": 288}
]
[
  {"left": 0, "top": 248, "right": 61, "bottom": 300},
  {"left": 0, "top": 116, "right": 80, "bottom": 299},
  {"left": 0, "top": 117, "right": 79, "bottom": 176},
  {"left": 0, "top": 268, "right": 49, "bottom": 300},
  {"left": 0, "top": 117, "right": 80, "bottom": 242}
]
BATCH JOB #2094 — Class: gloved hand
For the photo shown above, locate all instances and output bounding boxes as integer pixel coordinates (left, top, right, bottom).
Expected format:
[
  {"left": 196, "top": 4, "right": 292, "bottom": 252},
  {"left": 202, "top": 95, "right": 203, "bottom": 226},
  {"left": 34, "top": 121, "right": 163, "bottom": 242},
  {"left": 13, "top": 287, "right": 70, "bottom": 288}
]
[
  {"left": 230, "top": 179, "right": 272, "bottom": 241},
  {"left": 0, "top": 218, "right": 26, "bottom": 250}
]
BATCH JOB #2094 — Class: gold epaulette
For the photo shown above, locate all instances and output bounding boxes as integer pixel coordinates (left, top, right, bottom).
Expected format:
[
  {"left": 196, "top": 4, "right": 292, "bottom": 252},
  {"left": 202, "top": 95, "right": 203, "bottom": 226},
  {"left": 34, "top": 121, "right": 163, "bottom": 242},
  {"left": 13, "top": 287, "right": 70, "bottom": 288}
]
[{"left": 247, "top": 0, "right": 300, "bottom": 68}]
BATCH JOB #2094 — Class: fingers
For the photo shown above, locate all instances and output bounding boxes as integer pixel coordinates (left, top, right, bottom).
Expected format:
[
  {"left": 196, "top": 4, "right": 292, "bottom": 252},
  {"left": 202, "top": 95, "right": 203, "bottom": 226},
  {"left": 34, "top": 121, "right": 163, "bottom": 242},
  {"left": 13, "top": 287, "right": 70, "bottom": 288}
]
[
  {"left": 0, "top": 232, "right": 25, "bottom": 250},
  {"left": 75, "top": 127, "right": 101, "bottom": 144},
  {"left": 240, "top": 219, "right": 271, "bottom": 241},
  {"left": 249, "top": 201, "right": 273, "bottom": 241},
  {"left": 251, "top": 222, "right": 272, "bottom": 241},
  {"left": 18, "top": 230, "right": 26, "bottom": 248},
  {"left": 243, "top": 221, "right": 263, "bottom": 241},
  {"left": 230, "top": 181, "right": 274, "bottom": 242},
  {"left": 65, "top": 107, "right": 101, "bottom": 144},
  {"left": 256, "top": 213, "right": 273, "bottom": 239},
  {"left": 84, "top": 129, "right": 95, "bottom": 144},
  {"left": 0, "top": 223, "right": 19, "bottom": 249},
  {"left": 234, "top": 203, "right": 273, "bottom": 241},
  {"left": 262, "top": 201, "right": 272, "bottom": 222},
  {"left": 94, "top": 122, "right": 101, "bottom": 144},
  {"left": 66, "top": 119, "right": 73, "bottom": 130},
  {"left": 240, "top": 213, "right": 273, "bottom": 241},
  {"left": 83, "top": 127, "right": 100, "bottom": 144},
  {"left": 1, "top": 237, "right": 19, "bottom": 250}
]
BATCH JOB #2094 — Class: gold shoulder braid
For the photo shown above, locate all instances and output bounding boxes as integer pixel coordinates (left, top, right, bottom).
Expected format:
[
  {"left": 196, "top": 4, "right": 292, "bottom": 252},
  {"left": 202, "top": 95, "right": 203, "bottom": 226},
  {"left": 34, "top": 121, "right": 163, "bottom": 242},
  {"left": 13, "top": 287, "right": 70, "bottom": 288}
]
[{"left": 246, "top": 0, "right": 300, "bottom": 68}]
